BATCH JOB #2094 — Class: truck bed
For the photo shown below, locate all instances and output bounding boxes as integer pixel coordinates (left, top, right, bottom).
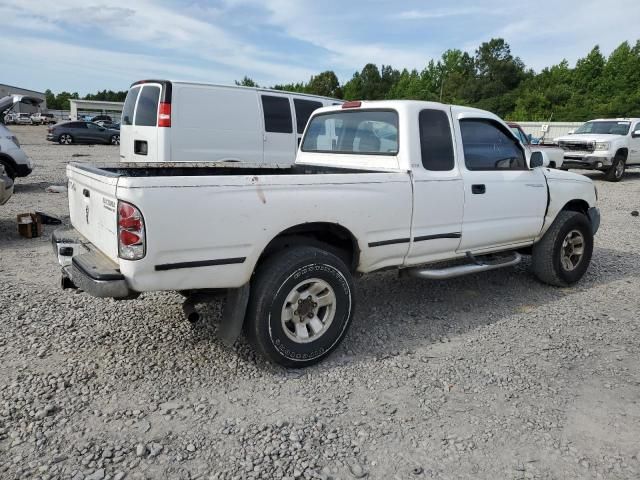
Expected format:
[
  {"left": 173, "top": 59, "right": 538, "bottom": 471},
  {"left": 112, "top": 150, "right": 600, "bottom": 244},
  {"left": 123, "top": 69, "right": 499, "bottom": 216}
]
[{"left": 72, "top": 162, "right": 382, "bottom": 178}]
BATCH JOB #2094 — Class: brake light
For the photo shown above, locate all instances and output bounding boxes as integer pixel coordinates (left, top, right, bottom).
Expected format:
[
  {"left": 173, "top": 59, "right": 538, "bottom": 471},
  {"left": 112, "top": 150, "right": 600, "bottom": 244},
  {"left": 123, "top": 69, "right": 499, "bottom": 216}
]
[
  {"left": 342, "top": 101, "right": 362, "bottom": 109},
  {"left": 158, "top": 102, "right": 171, "bottom": 127},
  {"left": 118, "top": 201, "right": 145, "bottom": 260}
]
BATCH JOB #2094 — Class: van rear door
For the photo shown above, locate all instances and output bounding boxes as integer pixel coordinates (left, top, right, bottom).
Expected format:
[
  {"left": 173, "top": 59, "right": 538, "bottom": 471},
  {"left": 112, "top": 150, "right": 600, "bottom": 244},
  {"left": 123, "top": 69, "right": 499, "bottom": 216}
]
[
  {"left": 260, "top": 93, "right": 297, "bottom": 164},
  {"left": 120, "top": 81, "right": 167, "bottom": 162}
]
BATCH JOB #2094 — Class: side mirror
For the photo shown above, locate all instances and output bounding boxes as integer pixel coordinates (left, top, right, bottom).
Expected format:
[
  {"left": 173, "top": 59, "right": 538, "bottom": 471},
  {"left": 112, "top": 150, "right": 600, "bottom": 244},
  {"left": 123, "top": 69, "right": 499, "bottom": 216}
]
[
  {"left": 632, "top": 130, "right": 640, "bottom": 138},
  {"left": 567, "top": 130, "right": 574, "bottom": 135},
  {"left": 529, "top": 151, "right": 549, "bottom": 168}
]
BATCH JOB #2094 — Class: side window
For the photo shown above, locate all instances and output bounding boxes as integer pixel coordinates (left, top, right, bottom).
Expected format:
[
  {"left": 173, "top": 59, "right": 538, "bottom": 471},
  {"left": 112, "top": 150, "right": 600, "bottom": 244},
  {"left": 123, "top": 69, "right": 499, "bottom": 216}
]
[
  {"left": 460, "top": 119, "right": 526, "bottom": 170},
  {"left": 134, "top": 86, "right": 160, "bottom": 127},
  {"left": 70, "top": 122, "right": 87, "bottom": 129},
  {"left": 294, "top": 99, "right": 323, "bottom": 134},
  {"left": 261, "top": 95, "right": 293, "bottom": 133},
  {"left": 87, "top": 123, "right": 100, "bottom": 130},
  {"left": 122, "top": 87, "right": 140, "bottom": 126},
  {"left": 419, "top": 109, "right": 454, "bottom": 171}
]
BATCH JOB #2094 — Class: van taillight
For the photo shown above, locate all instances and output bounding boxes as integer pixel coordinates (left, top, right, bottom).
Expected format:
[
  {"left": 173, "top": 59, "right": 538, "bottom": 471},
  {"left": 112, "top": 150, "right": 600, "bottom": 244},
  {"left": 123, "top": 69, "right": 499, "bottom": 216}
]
[
  {"left": 118, "top": 201, "right": 145, "bottom": 260},
  {"left": 158, "top": 102, "right": 171, "bottom": 127}
]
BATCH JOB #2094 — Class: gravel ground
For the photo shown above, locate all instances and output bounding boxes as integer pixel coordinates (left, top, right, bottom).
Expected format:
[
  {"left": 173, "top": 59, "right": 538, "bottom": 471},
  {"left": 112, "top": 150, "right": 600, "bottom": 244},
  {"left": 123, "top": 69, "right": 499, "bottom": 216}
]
[{"left": 1, "top": 125, "right": 640, "bottom": 480}]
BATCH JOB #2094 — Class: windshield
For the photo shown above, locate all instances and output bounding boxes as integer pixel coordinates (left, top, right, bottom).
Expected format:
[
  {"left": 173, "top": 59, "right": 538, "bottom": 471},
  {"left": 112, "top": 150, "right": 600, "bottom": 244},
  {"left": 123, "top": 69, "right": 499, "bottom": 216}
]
[
  {"left": 574, "top": 121, "right": 630, "bottom": 135},
  {"left": 301, "top": 110, "right": 399, "bottom": 155}
]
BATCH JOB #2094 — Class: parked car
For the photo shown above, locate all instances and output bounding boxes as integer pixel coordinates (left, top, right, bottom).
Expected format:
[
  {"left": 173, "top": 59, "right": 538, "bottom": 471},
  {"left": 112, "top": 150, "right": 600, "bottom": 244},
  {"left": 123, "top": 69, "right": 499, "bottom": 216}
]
[
  {"left": 91, "top": 115, "right": 112, "bottom": 123},
  {"left": 555, "top": 118, "right": 640, "bottom": 181},
  {"left": 508, "top": 122, "right": 565, "bottom": 168},
  {"left": 46, "top": 121, "right": 120, "bottom": 145},
  {"left": 15, "top": 113, "right": 33, "bottom": 125},
  {"left": 120, "top": 80, "right": 341, "bottom": 164},
  {"left": 0, "top": 94, "right": 42, "bottom": 179},
  {"left": 3, "top": 112, "right": 17, "bottom": 124},
  {"left": 52, "top": 100, "right": 599, "bottom": 367},
  {"left": 95, "top": 120, "right": 120, "bottom": 130},
  {"left": 31, "top": 112, "right": 57, "bottom": 125},
  {"left": 0, "top": 164, "right": 14, "bottom": 205}
]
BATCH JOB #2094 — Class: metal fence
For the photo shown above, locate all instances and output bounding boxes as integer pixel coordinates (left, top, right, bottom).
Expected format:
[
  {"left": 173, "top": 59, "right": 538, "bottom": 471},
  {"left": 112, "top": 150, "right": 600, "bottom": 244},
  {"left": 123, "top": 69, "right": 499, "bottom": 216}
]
[{"left": 516, "top": 122, "right": 584, "bottom": 143}]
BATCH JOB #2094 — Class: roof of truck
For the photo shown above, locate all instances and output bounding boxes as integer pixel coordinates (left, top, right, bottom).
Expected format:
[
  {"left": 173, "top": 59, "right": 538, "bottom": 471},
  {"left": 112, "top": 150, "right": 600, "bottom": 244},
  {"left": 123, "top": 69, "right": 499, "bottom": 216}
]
[{"left": 130, "top": 79, "right": 343, "bottom": 103}]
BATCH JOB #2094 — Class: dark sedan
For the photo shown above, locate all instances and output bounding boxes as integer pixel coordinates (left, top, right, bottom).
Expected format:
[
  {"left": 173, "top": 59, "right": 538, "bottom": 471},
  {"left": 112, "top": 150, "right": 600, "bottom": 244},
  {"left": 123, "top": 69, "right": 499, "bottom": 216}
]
[{"left": 46, "top": 121, "right": 120, "bottom": 145}]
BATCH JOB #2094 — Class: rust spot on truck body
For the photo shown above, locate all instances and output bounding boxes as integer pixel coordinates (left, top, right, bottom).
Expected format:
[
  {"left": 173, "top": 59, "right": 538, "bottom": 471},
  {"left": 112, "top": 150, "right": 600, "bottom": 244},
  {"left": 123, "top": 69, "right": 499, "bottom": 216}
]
[{"left": 252, "top": 176, "right": 267, "bottom": 204}]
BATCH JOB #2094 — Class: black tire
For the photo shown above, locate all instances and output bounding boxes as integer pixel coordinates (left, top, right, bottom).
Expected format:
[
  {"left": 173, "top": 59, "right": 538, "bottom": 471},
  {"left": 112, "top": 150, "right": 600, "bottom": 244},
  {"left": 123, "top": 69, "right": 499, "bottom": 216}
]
[
  {"left": 0, "top": 161, "right": 16, "bottom": 180},
  {"left": 59, "top": 134, "right": 73, "bottom": 145},
  {"left": 604, "top": 153, "right": 626, "bottom": 182},
  {"left": 531, "top": 210, "right": 594, "bottom": 287},
  {"left": 244, "top": 246, "right": 355, "bottom": 368},
  {"left": 110, "top": 135, "right": 120, "bottom": 145}
]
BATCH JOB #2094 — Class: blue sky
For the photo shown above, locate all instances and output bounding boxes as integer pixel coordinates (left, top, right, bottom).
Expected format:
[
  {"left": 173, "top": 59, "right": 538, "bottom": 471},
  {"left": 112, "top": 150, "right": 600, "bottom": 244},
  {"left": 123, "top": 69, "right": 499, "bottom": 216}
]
[{"left": 1, "top": 0, "right": 639, "bottom": 95}]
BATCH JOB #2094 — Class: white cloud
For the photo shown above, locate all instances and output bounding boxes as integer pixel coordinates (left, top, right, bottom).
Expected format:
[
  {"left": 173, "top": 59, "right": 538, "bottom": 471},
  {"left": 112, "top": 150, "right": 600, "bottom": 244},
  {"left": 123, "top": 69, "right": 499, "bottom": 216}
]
[{"left": 395, "top": 7, "right": 490, "bottom": 20}]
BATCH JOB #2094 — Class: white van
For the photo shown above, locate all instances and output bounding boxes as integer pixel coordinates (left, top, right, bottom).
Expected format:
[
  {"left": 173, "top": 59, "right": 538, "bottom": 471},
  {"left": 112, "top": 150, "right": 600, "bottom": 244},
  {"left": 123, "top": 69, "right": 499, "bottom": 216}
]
[{"left": 119, "top": 80, "right": 341, "bottom": 164}]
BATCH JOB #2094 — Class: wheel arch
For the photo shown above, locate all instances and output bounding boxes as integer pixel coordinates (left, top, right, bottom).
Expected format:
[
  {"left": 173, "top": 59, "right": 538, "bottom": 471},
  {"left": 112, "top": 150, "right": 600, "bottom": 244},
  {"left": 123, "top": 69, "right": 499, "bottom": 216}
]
[
  {"left": 561, "top": 199, "right": 590, "bottom": 216},
  {"left": 0, "top": 153, "right": 17, "bottom": 176},
  {"left": 257, "top": 222, "right": 361, "bottom": 273},
  {"left": 615, "top": 147, "right": 628, "bottom": 159}
]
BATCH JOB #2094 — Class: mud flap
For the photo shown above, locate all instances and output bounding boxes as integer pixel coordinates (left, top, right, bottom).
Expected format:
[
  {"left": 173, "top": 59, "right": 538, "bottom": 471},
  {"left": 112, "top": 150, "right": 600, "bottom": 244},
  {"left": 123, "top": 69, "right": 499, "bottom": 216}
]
[{"left": 218, "top": 283, "right": 250, "bottom": 346}]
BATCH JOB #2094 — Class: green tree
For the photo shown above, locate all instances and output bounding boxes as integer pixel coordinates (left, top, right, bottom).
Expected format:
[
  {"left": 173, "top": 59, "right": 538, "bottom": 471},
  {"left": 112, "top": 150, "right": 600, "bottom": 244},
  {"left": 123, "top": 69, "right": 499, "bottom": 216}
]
[
  {"left": 235, "top": 76, "right": 259, "bottom": 87},
  {"left": 306, "top": 71, "right": 343, "bottom": 98}
]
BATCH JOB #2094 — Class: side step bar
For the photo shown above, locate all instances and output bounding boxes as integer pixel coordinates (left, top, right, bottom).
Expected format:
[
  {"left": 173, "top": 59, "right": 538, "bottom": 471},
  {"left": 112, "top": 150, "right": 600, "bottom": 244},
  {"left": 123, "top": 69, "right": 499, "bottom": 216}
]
[{"left": 403, "top": 252, "right": 522, "bottom": 280}]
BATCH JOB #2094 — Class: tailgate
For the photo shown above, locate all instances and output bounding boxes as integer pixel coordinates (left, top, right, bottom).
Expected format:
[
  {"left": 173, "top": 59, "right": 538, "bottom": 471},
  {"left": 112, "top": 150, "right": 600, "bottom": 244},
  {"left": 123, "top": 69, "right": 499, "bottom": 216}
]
[{"left": 67, "top": 164, "right": 120, "bottom": 262}]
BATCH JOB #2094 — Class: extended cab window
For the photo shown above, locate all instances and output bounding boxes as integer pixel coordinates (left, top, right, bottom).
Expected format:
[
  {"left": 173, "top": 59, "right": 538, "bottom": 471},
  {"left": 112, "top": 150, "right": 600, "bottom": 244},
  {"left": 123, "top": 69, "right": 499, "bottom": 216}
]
[
  {"left": 294, "top": 99, "right": 323, "bottom": 134},
  {"left": 302, "top": 110, "right": 398, "bottom": 155},
  {"left": 122, "top": 87, "right": 140, "bottom": 126},
  {"left": 460, "top": 119, "right": 525, "bottom": 170},
  {"left": 419, "top": 109, "right": 454, "bottom": 171},
  {"left": 262, "top": 95, "right": 293, "bottom": 133},
  {"left": 134, "top": 86, "right": 160, "bottom": 127}
]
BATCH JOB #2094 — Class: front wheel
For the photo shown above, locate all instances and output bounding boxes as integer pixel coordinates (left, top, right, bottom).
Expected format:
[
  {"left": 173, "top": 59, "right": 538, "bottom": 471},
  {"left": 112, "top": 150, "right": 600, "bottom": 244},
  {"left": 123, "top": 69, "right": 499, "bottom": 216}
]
[
  {"left": 244, "top": 246, "right": 355, "bottom": 368},
  {"left": 604, "top": 154, "right": 626, "bottom": 182},
  {"left": 59, "top": 134, "right": 73, "bottom": 145},
  {"left": 110, "top": 134, "right": 120, "bottom": 145},
  {"left": 531, "top": 211, "right": 594, "bottom": 287}
]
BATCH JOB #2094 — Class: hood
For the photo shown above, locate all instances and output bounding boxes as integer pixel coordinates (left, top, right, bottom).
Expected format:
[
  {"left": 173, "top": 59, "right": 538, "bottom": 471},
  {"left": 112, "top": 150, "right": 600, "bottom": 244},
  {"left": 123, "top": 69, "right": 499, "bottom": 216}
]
[
  {"left": 543, "top": 167, "right": 592, "bottom": 184},
  {"left": 0, "top": 95, "right": 43, "bottom": 115},
  {"left": 555, "top": 133, "right": 624, "bottom": 143}
]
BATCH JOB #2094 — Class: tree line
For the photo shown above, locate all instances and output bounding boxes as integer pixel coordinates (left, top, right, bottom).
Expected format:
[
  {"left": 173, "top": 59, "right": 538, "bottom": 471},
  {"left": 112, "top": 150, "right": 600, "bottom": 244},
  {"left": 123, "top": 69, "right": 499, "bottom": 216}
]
[
  {"left": 44, "top": 38, "right": 639, "bottom": 121},
  {"left": 238, "top": 38, "right": 640, "bottom": 121},
  {"left": 44, "top": 89, "right": 128, "bottom": 110}
]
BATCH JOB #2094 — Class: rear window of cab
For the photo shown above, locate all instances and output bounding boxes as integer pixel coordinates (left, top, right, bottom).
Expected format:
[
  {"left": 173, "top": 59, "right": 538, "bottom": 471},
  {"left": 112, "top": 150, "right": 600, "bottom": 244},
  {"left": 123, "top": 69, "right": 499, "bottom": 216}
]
[{"left": 301, "top": 110, "right": 399, "bottom": 155}]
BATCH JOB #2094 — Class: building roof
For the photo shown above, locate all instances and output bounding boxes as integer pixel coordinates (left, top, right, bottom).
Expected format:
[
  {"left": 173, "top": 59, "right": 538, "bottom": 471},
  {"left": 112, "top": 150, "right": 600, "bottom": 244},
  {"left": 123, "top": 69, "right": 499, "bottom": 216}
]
[{"left": 0, "top": 83, "right": 45, "bottom": 96}]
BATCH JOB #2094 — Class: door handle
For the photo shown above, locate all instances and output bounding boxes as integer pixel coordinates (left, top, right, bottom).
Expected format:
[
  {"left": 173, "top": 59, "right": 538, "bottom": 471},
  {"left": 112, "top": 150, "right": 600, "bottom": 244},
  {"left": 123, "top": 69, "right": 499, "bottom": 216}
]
[
  {"left": 82, "top": 188, "right": 90, "bottom": 198},
  {"left": 471, "top": 184, "right": 486, "bottom": 194}
]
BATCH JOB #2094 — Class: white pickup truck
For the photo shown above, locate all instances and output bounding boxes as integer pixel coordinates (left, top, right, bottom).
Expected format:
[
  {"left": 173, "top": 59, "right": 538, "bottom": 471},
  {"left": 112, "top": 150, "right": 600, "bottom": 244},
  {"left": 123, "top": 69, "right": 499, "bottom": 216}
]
[
  {"left": 556, "top": 118, "right": 640, "bottom": 181},
  {"left": 52, "top": 100, "right": 600, "bottom": 367}
]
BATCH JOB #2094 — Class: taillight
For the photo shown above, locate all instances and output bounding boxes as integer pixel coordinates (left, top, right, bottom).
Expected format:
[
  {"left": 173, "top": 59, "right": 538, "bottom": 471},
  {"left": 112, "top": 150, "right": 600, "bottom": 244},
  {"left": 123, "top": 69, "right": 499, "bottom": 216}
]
[
  {"left": 158, "top": 102, "right": 171, "bottom": 127},
  {"left": 118, "top": 201, "right": 145, "bottom": 260}
]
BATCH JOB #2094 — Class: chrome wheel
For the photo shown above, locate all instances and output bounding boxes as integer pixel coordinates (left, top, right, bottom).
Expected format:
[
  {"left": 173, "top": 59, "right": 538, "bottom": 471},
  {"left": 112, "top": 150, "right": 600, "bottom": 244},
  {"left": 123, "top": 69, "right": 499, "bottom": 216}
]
[
  {"left": 280, "top": 278, "right": 336, "bottom": 344},
  {"left": 560, "top": 229, "right": 585, "bottom": 272},
  {"left": 111, "top": 135, "right": 120, "bottom": 145},
  {"left": 60, "top": 134, "right": 72, "bottom": 145},
  {"left": 615, "top": 159, "right": 625, "bottom": 179}
]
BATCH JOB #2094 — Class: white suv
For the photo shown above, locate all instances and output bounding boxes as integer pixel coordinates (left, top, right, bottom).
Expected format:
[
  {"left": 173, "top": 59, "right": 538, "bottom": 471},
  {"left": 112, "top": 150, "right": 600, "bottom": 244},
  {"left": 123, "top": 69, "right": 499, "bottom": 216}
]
[
  {"left": 0, "top": 95, "right": 42, "bottom": 179},
  {"left": 556, "top": 118, "right": 640, "bottom": 181}
]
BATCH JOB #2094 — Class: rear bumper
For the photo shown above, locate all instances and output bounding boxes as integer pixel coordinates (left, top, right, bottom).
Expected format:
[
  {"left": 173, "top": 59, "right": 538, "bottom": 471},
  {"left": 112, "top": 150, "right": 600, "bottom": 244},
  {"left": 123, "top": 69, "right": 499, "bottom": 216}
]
[{"left": 52, "top": 228, "right": 138, "bottom": 299}]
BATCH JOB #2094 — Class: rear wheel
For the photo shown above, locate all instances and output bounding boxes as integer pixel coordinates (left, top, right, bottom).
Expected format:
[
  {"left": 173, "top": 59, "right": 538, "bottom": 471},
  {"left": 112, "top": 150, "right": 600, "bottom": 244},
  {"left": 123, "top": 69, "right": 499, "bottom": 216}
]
[
  {"left": 531, "top": 211, "right": 593, "bottom": 287},
  {"left": 244, "top": 246, "right": 355, "bottom": 368},
  {"left": 59, "top": 134, "right": 73, "bottom": 145},
  {"left": 110, "top": 134, "right": 120, "bottom": 145},
  {"left": 0, "top": 161, "right": 16, "bottom": 180},
  {"left": 604, "top": 154, "right": 626, "bottom": 182}
]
